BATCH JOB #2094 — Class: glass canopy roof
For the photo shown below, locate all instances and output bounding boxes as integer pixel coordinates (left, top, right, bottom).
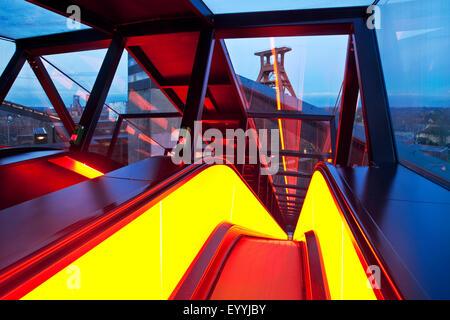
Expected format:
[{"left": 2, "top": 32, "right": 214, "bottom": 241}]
[
  {"left": 0, "top": 0, "right": 90, "bottom": 40},
  {"left": 202, "top": 0, "right": 375, "bottom": 14}
]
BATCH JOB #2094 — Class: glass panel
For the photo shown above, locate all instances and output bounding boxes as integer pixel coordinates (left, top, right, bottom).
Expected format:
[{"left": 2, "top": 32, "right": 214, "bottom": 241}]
[
  {"left": 1, "top": 62, "right": 70, "bottom": 147},
  {"left": 376, "top": 0, "right": 450, "bottom": 184},
  {"left": 126, "top": 54, "right": 179, "bottom": 114},
  {"left": 227, "top": 36, "right": 348, "bottom": 110},
  {"left": 113, "top": 118, "right": 168, "bottom": 165},
  {"left": 227, "top": 35, "right": 346, "bottom": 208},
  {"left": 227, "top": 35, "right": 346, "bottom": 155},
  {"left": 44, "top": 50, "right": 107, "bottom": 92},
  {"left": 90, "top": 50, "right": 182, "bottom": 164},
  {"left": 88, "top": 105, "right": 119, "bottom": 157},
  {"left": 349, "top": 92, "right": 368, "bottom": 166},
  {"left": 0, "top": 39, "right": 15, "bottom": 74},
  {"left": 202, "top": 0, "right": 372, "bottom": 14},
  {"left": 0, "top": 0, "right": 90, "bottom": 40},
  {"left": 43, "top": 49, "right": 107, "bottom": 123},
  {"left": 89, "top": 110, "right": 177, "bottom": 165}
]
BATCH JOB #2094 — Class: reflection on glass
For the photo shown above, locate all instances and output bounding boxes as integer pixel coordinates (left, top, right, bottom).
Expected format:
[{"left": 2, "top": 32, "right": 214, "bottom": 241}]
[
  {"left": 0, "top": 1, "right": 90, "bottom": 39},
  {"left": 227, "top": 36, "right": 347, "bottom": 110},
  {"left": 88, "top": 104, "right": 180, "bottom": 165},
  {"left": 126, "top": 54, "right": 179, "bottom": 114},
  {"left": 1, "top": 63, "right": 69, "bottom": 147},
  {"left": 226, "top": 35, "right": 346, "bottom": 196},
  {"left": 39, "top": 48, "right": 182, "bottom": 164},
  {"left": 88, "top": 105, "right": 119, "bottom": 158},
  {"left": 349, "top": 92, "right": 368, "bottom": 166},
  {"left": 376, "top": 0, "right": 450, "bottom": 183},
  {"left": 93, "top": 51, "right": 182, "bottom": 164},
  {"left": 115, "top": 118, "right": 178, "bottom": 165},
  {"left": 43, "top": 50, "right": 107, "bottom": 123}
]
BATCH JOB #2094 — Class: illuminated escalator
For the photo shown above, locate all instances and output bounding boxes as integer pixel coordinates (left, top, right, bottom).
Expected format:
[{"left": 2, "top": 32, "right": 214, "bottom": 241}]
[
  {"left": 0, "top": 159, "right": 399, "bottom": 300},
  {"left": 170, "top": 222, "right": 329, "bottom": 300}
]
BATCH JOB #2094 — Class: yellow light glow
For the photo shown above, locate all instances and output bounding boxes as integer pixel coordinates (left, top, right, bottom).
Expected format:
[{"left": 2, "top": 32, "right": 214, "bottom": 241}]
[
  {"left": 293, "top": 171, "right": 377, "bottom": 300},
  {"left": 22, "top": 165, "right": 286, "bottom": 299},
  {"left": 49, "top": 156, "right": 103, "bottom": 179}
]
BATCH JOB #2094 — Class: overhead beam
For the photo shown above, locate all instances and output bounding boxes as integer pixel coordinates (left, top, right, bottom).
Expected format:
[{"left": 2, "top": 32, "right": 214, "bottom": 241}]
[
  {"left": 279, "top": 150, "right": 332, "bottom": 159},
  {"left": 335, "top": 37, "right": 360, "bottom": 166},
  {"left": 126, "top": 46, "right": 164, "bottom": 84},
  {"left": 75, "top": 35, "right": 126, "bottom": 151},
  {"left": 279, "top": 202, "right": 302, "bottom": 206},
  {"left": 28, "top": 57, "right": 75, "bottom": 135},
  {"left": 247, "top": 111, "right": 333, "bottom": 121},
  {"left": 214, "top": 6, "right": 367, "bottom": 38},
  {"left": 273, "top": 183, "right": 308, "bottom": 191},
  {"left": 16, "top": 29, "right": 111, "bottom": 56},
  {"left": 15, "top": 6, "right": 365, "bottom": 54},
  {"left": 185, "top": 0, "right": 214, "bottom": 26},
  {"left": 121, "top": 112, "right": 182, "bottom": 119},
  {"left": 276, "top": 192, "right": 305, "bottom": 199},
  {"left": 0, "top": 48, "right": 26, "bottom": 106},
  {"left": 160, "top": 81, "right": 231, "bottom": 88},
  {"left": 353, "top": 18, "right": 397, "bottom": 164},
  {"left": 280, "top": 207, "right": 301, "bottom": 211},
  {"left": 17, "top": 17, "right": 205, "bottom": 56},
  {"left": 216, "top": 23, "right": 353, "bottom": 39},
  {"left": 180, "top": 28, "right": 215, "bottom": 160},
  {"left": 280, "top": 206, "right": 301, "bottom": 209},
  {"left": 120, "top": 18, "right": 204, "bottom": 40},
  {"left": 277, "top": 199, "right": 303, "bottom": 205},
  {"left": 279, "top": 203, "right": 302, "bottom": 208},
  {"left": 107, "top": 116, "right": 123, "bottom": 158}
]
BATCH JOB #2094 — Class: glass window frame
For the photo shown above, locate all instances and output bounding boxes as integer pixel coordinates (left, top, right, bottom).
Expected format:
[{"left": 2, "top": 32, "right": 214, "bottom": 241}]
[{"left": 375, "top": 0, "right": 450, "bottom": 189}]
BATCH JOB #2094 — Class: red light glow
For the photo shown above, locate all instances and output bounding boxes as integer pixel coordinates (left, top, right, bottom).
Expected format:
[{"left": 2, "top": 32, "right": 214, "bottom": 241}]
[{"left": 48, "top": 156, "right": 104, "bottom": 179}]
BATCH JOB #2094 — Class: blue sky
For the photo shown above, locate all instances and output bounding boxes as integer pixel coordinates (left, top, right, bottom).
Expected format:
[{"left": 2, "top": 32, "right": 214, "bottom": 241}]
[{"left": 0, "top": 0, "right": 89, "bottom": 39}]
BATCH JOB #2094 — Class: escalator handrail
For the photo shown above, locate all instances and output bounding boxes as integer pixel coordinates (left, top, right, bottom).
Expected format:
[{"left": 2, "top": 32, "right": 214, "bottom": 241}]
[{"left": 303, "top": 230, "right": 330, "bottom": 300}]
